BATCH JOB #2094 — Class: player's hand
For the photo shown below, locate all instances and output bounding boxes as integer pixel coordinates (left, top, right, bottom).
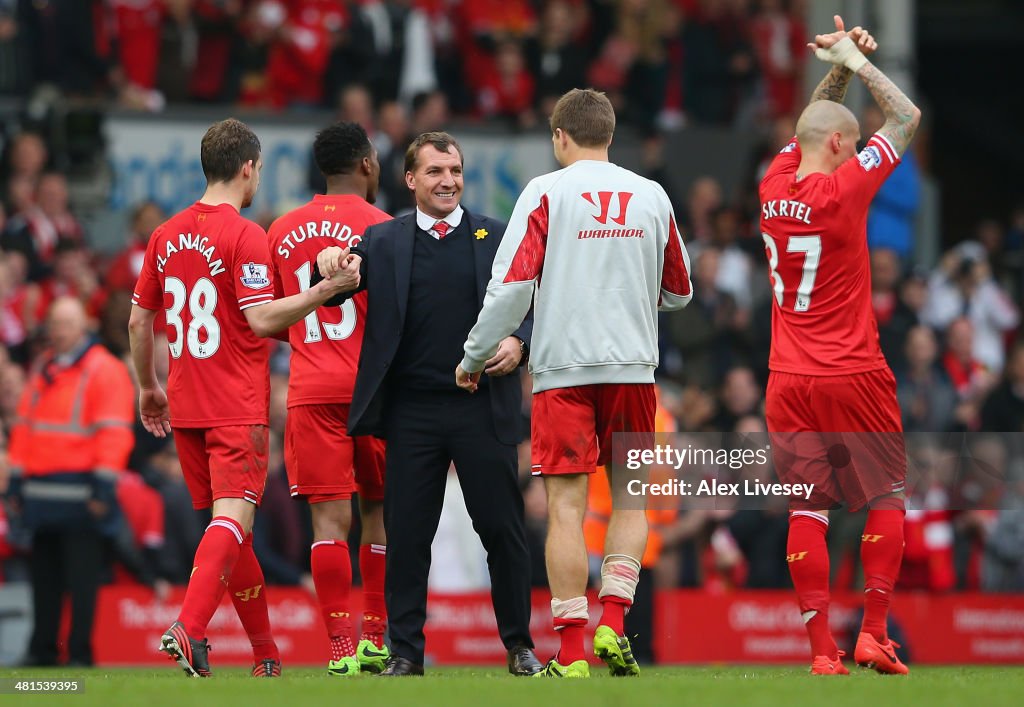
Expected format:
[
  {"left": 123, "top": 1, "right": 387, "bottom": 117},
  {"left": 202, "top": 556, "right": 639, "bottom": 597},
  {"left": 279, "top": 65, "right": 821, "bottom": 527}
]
[
  {"left": 455, "top": 364, "right": 482, "bottom": 393},
  {"left": 320, "top": 254, "right": 361, "bottom": 295},
  {"left": 807, "top": 15, "right": 875, "bottom": 60},
  {"left": 808, "top": 14, "right": 849, "bottom": 51},
  {"left": 483, "top": 336, "right": 523, "bottom": 377},
  {"left": 848, "top": 26, "right": 878, "bottom": 57},
  {"left": 316, "top": 246, "right": 348, "bottom": 280},
  {"left": 140, "top": 386, "right": 172, "bottom": 438}
]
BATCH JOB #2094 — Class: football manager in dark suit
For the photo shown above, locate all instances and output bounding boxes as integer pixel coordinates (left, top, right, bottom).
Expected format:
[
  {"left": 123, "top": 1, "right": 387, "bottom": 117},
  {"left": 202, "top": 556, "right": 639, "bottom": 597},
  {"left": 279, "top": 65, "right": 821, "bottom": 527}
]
[{"left": 315, "top": 132, "right": 542, "bottom": 677}]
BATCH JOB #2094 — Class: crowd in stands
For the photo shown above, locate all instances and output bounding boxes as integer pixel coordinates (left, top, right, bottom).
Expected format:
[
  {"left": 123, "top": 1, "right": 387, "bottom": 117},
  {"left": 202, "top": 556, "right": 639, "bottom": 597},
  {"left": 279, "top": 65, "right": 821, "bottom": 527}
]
[
  {"left": 1, "top": 0, "right": 1024, "bottom": 603},
  {"left": 1, "top": 0, "right": 805, "bottom": 131}
]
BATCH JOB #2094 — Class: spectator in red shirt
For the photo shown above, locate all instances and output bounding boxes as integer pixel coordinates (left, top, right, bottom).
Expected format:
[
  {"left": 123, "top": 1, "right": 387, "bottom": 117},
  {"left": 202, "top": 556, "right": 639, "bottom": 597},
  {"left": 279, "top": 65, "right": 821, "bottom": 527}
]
[
  {"left": 942, "top": 317, "right": 997, "bottom": 430},
  {"left": 105, "top": 201, "right": 165, "bottom": 293},
  {"left": 265, "top": 0, "right": 343, "bottom": 108},
  {"left": 0, "top": 250, "right": 39, "bottom": 357},
  {"left": 112, "top": 0, "right": 163, "bottom": 91},
  {"left": 749, "top": 0, "right": 805, "bottom": 119},
  {"left": 2, "top": 172, "right": 83, "bottom": 282},
  {"left": 460, "top": 0, "right": 537, "bottom": 99},
  {"left": 189, "top": 0, "right": 246, "bottom": 102},
  {"left": 34, "top": 240, "right": 106, "bottom": 326},
  {"left": 477, "top": 39, "right": 535, "bottom": 128}
]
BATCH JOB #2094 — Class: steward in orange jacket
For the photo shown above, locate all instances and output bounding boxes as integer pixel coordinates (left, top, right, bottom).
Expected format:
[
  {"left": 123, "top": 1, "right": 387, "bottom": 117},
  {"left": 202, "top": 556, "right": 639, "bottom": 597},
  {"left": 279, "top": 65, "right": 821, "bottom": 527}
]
[
  {"left": 8, "top": 336, "right": 134, "bottom": 528},
  {"left": 5, "top": 297, "right": 135, "bottom": 666}
]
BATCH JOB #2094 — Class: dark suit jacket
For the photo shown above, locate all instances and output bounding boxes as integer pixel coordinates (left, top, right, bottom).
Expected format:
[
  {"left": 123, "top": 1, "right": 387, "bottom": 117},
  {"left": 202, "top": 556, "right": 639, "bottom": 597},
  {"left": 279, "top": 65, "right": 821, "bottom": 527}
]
[{"left": 340, "top": 210, "right": 532, "bottom": 446}]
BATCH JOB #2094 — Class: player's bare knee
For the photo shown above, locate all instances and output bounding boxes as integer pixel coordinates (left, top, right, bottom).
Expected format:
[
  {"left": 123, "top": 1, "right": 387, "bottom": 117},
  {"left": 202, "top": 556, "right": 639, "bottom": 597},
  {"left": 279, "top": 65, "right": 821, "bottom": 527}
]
[
  {"left": 212, "top": 497, "right": 257, "bottom": 535},
  {"left": 547, "top": 499, "right": 586, "bottom": 529},
  {"left": 311, "top": 498, "right": 352, "bottom": 541},
  {"left": 544, "top": 474, "right": 588, "bottom": 520},
  {"left": 358, "top": 498, "right": 386, "bottom": 545}
]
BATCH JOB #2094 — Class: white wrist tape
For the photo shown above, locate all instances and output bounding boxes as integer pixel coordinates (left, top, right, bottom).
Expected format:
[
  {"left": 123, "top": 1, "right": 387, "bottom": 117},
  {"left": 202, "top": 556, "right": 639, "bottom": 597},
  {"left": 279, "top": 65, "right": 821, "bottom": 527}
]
[{"left": 815, "top": 36, "right": 868, "bottom": 73}]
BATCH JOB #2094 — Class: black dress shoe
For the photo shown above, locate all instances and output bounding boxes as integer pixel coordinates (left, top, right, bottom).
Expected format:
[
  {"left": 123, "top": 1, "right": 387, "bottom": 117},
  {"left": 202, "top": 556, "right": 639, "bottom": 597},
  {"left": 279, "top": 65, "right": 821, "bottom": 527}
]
[
  {"left": 507, "top": 644, "right": 543, "bottom": 676},
  {"left": 378, "top": 656, "right": 424, "bottom": 676}
]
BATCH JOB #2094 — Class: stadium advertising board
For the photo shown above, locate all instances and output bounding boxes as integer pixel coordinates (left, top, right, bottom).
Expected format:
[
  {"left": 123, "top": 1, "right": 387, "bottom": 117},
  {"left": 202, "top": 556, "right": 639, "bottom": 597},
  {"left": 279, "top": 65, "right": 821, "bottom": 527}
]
[
  {"left": 92, "top": 587, "right": 1024, "bottom": 666},
  {"left": 105, "top": 116, "right": 554, "bottom": 221}
]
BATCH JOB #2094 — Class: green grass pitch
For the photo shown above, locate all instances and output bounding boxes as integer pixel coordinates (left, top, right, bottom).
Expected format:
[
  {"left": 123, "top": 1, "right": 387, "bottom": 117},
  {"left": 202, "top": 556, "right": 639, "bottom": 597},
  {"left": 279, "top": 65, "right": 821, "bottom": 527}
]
[{"left": 2, "top": 666, "right": 1023, "bottom": 707}]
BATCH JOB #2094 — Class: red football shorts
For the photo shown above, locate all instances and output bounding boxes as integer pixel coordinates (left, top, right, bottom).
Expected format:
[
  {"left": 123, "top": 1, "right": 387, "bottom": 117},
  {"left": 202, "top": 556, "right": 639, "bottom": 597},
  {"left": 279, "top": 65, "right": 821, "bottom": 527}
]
[
  {"left": 765, "top": 368, "right": 907, "bottom": 512},
  {"left": 531, "top": 383, "right": 656, "bottom": 475},
  {"left": 285, "top": 403, "right": 386, "bottom": 503},
  {"left": 173, "top": 425, "right": 269, "bottom": 510}
]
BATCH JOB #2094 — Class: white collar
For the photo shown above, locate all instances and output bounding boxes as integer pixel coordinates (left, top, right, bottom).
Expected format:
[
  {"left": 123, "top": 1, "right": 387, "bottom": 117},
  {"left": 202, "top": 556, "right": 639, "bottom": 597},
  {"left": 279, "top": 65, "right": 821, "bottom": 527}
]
[{"left": 416, "top": 205, "right": 464, "bottom": 238}]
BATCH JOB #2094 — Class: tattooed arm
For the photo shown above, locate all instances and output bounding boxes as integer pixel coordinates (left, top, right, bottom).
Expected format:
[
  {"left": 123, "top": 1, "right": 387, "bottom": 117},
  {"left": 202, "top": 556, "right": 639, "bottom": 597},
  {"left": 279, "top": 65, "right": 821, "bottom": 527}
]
[
  {"left": 810, "top": 65, "right": 854, "bottom": 104},
  {"left": 807, "top": 17, "right": 875, "bottom": 104},
  {"left": 810, "top": 15, "right": 920, "bottom": 156},
  {"left": 855, "top": 62, "right": 922, "bottom": 157}
]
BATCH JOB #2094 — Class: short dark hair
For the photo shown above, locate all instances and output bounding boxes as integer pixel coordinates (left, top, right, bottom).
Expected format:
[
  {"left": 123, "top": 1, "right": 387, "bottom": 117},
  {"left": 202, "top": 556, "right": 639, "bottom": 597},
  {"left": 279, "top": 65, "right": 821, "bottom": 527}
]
[
  {"left": 314, "top": 122, "right": 372, "bottom": 177},
  {"left": 200, "top": 119, "right": 261, "bottom": 184},
  {"left": 549, "top": 88, "right": 616, "bottom": 148},
  {"left": 404, "top": 131, "right": 463, "bottom": 174}
]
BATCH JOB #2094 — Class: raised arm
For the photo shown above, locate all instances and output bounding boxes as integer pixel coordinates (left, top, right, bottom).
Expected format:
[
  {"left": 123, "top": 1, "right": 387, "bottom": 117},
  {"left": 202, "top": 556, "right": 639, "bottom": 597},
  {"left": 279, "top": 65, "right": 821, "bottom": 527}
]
[
  {"left": 810, "top": 15, "right": 921, "bottom": 156},
  {"left": 810, "top": 66, "right": 855, "bottom": 104},
  {"left": 855, "top": 64, "right": 921, "bottom": 157},
  {"left": 808, "top": 16, "right": 876, "bottom": 104}
]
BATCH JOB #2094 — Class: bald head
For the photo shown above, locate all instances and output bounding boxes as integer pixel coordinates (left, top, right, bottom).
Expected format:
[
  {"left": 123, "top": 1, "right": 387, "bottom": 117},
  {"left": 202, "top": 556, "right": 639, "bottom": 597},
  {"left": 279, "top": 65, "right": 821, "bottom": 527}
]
[
  {"left": 48, "top": 296, "right": 89, "bottom": 355},
  {"left": 796, "top": 100, "right": 860, "bottom": 157}
]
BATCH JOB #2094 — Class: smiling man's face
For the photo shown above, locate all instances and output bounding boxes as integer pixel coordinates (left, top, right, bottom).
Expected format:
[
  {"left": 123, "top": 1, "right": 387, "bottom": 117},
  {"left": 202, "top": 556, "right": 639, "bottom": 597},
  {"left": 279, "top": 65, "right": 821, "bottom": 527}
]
[{"left": 406, "top": 144, "right": 463, "bottom": 219}]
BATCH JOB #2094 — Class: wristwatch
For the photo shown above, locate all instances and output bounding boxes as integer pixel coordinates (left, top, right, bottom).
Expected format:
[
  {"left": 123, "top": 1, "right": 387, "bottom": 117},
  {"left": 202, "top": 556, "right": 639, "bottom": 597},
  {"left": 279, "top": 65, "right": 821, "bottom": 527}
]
[{"left": 516, "top": 337, "right": 528, "bottom": 360}]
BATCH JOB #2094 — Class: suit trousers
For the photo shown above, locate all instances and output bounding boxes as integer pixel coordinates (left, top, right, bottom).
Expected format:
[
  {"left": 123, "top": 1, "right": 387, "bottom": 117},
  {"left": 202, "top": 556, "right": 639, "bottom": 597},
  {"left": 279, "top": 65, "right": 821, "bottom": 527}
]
[
  {"left": 383, "top": 389, "right": 533, "bottom": 664},
  {"left": 28, "top": 525, "right": 104, "bottom": 665}
]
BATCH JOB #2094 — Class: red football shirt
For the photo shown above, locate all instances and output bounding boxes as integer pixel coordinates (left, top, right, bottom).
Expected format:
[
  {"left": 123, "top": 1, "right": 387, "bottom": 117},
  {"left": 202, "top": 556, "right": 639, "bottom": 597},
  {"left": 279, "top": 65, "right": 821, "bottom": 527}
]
[
  {"left": 132, "top": 202, "right": 276, "bottom": 427},
  {"left": 758, "top": 133, "right": 901, "bottom": 375},
  {"left": 268, "top": 194, "right": 391, "bottom": 406}
]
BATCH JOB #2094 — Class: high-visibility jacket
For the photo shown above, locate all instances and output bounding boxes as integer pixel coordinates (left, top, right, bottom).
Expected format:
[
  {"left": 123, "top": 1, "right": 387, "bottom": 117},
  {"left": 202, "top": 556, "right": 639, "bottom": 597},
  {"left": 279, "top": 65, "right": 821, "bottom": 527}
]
[
  {"left": 8, "top": 341, "right": 135, "bottom": 487},
  {"left": 584, "top": 387, "right": 679, "bottom": 568}
]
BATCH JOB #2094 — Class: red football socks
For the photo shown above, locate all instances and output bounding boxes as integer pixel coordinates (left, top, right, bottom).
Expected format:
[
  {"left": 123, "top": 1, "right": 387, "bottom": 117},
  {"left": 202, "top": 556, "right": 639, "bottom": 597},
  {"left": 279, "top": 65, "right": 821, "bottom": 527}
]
[
  {"left": 554, "top": 617, "right": 588, "bottom": 665},
  {"left": 179, "top": 516, "right": 244, "bottom": 638},
  {"left": 787, "top": 512, "right": 837, "bottom": 661},
  {"left": 360, "top": 543, "right": 387, "bottom": 647},
  {"left": 861, "top": 506, "right": 906, "bottom": 642},
  {"left": 599, "top": 596, "right": 630, "bottom": 636},
  {"left": 228, "top": 533, "right": 279, "bottom": 662},
  {"left": 311, "top": 540, "right": 355, "bottom": 658}
]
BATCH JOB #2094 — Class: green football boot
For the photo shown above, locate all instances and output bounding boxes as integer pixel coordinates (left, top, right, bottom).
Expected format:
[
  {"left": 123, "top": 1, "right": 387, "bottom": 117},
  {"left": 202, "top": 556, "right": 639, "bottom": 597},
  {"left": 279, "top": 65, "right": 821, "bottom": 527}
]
[
  {"left": 593, "top": 625, "right": 640, "bottom": 676},
  {"left": 357, "top": 639, "right": 391, "bottom": 674},
  {"left": 533, "top": 658, "right": 590, "bottom": 678},
  {"left": 327, "top": 655, "right": 360, "bottom": 677}
]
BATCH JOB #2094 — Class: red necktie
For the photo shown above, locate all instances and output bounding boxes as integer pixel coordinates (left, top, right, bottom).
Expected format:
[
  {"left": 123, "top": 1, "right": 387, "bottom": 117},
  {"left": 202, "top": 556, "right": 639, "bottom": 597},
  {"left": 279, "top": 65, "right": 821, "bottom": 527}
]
[{"left": 434, "top": 221, "right": 450, "bottom": 239}]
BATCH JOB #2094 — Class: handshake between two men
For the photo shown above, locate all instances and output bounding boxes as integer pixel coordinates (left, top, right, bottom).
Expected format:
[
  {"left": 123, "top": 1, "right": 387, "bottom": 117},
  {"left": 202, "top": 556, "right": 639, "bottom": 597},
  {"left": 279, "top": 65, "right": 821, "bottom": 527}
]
[
  {"left": 318, "top": 246, "right": 363, "bottom": 288},
  {"left": 315, "top": 245, "right": 524, "bottom": 390}
]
